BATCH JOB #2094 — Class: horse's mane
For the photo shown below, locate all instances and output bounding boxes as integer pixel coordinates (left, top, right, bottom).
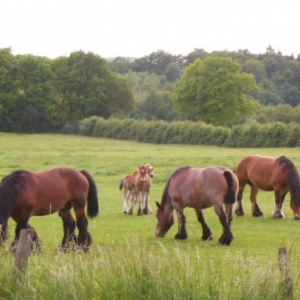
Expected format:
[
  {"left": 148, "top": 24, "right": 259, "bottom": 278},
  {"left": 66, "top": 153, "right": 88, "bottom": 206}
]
[
  {"left": 160, "top": 166, "right": 191, "bottom": 207},
  {"left": 0, "top": 170, "right": 28, "bottom": 221},
  {"left": 277, "top": 156, "right": 300, "bottom": 206}
]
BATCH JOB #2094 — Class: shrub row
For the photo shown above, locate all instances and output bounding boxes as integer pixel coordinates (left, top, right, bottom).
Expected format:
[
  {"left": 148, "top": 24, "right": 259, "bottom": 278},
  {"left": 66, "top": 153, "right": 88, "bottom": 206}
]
[{"left": 63, "top": 117, "right": 300, "bottom": 148}]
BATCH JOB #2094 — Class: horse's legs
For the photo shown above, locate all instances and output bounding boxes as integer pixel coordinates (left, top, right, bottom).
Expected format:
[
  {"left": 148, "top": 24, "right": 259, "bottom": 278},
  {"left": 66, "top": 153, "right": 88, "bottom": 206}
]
[
  {"left": 214, "top": 204, "right": 233, "bottom": 245},
  {"left": 235, "top": 183, "right": 245, "bottom": 216},
  {"left": 76, "top": 214, "right": 92, "bottom": 252},
  {"left": 137, "top": 192, "right": 143, "bottom": 216},
  {"left": 174, "top": 210, "right": 188, "bottom": 239},
  {"left": 250, "top": 186, "right": 264, "bottom": 217},
  {"left": 195, "top": 209, "right": 212, "bottom": 240},
  {"left": 59, "top": 210, "right": 77, "bottom": 251},
  {"left": 225, "top": 203, "right": 234, "bottom": 227},
  {"left": 10, "top": 221, "right": 29, "bottom": 252},
  {"left": 0, "top": 221, "right": 8, "bottom": 245},
  {"left": 128, "top": 191, "right": 137, "bottom": 215},
  {"left": 142, "top": 194, "right": 152, "bottom": 214},
  {"left": 273, "top": 189, "right": 287, "bottom": 219},
  {"left": 123, "top": 190, "right": 130, "bottom": 214}
]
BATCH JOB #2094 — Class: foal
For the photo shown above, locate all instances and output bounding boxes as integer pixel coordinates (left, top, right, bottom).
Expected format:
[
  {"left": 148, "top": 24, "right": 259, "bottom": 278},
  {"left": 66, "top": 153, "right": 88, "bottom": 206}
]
[{"left": 119, "top": 164, "right": 154, "bottom": 214}]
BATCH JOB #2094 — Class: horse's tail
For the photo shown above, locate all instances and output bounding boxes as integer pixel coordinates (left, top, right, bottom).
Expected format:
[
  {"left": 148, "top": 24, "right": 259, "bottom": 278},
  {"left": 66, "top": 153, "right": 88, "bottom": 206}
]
[
  {"left": 278, "top": 156, "right": 300, "bottom": 207},
  {"left": 119, "top": 180, "right": 123, "bottom": 191},
  {"left": 223, "top": 171, "right": 236, "bottom": 204},
  {"left": 80, "top": 170, "right": 99, "bottom": 218}
]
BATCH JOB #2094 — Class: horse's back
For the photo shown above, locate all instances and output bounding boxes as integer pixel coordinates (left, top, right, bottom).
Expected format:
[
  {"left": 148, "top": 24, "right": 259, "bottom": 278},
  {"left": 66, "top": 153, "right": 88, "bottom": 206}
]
[
  {"left": 169, "top": 166, "right": 236, "bottom": 209},
  {"left": 235, "top": 155, "right": 278, "bottom": 190},
  {"left": 30, "top": 167, "right": 89, "bottom": 215}
]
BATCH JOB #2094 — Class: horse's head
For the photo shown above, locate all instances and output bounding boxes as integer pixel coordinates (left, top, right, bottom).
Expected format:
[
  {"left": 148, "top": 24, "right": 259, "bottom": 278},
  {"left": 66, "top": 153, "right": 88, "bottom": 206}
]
[
  {"left": 138, "top": 165, "right": 148, "bottom": 184},
  {"left": 155, "top": 201, "right": 174, "bottom": 237},
  {"left": 145, "top": 164, "right": 155, "bottom": 179}
]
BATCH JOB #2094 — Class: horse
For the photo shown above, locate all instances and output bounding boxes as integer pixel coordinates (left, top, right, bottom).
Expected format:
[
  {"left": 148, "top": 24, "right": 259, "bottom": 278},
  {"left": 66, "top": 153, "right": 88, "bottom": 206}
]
[
  {"left": 234, "top": 155, "right": 300, "bottom": 220},
  {"left": 0, "top": 167, "right": 99, "bottom": 252},
  {"left": 119, "top": 164, "right": 154, "bottom": 214},
  {"left": 155, "top": 166, "right": 238, "bottom": 245}
]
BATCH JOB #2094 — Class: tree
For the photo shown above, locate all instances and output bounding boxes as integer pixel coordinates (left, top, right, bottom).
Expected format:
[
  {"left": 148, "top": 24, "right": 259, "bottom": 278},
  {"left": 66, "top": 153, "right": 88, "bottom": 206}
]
[
  {"left": 241, "top": 59, "right": 268, "bottom": 82},
  {"left": 172, "top": 57, "right": 260, "bottom": 125},
  {"left": 165, "top": 62, "right": 182, "bottom": 82},
  {"left": 185, "top": 48, "right": 208, "bottom": 65},
  {"left": 131, "top": 50, "right": 180, "bottom": 75},
  {"left": 102, "top": 72, "right": 135, "bottom": 118},
  {"left": 132, "top": 90, "right": 177, "bottom": 121},
  {"left": 109, "top": 57, "right": 132, "bottom": 74}
]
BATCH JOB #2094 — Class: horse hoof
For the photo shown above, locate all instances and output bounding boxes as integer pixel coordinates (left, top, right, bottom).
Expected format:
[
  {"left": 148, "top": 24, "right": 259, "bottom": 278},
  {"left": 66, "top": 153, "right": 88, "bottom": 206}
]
[
  {"left": 235, "top": 210, "right": 245, "bottom": 217},
  {"left": 273, "top": 213, "right": 284, "bottom": 219},
  {"left": 253, "top": 212, "right": 264, "bottom": 217},
  {"left": 174, "top": 233, "right": 188, "bottom": 240},
  {"left": 219, "top": 237, "right": 233, "bottom": 245}
]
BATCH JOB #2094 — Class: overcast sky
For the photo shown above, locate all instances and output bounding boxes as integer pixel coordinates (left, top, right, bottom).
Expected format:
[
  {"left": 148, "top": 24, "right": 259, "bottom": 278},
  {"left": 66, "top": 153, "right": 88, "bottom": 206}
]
[{"left": 0, "top": 0, "right": 299, "bottom": 59}]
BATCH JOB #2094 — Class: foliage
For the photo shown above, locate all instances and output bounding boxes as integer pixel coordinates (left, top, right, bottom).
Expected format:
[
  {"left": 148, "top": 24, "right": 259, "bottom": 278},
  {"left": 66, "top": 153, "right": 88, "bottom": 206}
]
[
  {"left": 172, "top": 57, "right": 261, "bottom": 125},
  {"left": 72, "top": 116, "right": 300, "bottom": 148},
  {"left": 0, "top": 49, "right": 134, "bottom": 133},
  {"left": 2, "top": 46, "right": 300, "bottom": 132}
]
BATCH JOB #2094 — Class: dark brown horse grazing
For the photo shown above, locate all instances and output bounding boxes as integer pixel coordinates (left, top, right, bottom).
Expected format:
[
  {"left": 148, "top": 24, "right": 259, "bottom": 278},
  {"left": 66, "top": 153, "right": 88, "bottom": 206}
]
[
  {"left": 234, "top": 155, "right": 300, "bottom": 220},
  {"left": 155, "top": 166, "right": 239, "bottom": 245},
  {"left": 0, "top": 167, "right": 99, "bottom": 252}
]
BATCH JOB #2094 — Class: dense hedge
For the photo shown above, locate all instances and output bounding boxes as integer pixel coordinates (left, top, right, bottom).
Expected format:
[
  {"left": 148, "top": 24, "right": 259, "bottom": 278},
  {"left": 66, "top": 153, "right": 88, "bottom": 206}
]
[{"left": 63, "top": 116, "right": 300, "bottom": 148}]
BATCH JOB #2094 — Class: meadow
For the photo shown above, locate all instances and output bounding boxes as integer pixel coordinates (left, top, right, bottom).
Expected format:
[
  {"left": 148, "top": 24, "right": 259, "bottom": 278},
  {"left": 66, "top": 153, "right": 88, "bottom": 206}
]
[{"left": 1, "top": 133, "right": 300, "bottom": 299}]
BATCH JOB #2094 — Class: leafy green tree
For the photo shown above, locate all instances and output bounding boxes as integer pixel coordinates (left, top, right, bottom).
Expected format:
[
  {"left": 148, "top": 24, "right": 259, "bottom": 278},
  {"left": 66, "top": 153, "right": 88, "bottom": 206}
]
[
  {"left": 165, "top": 62, "right": 182, "bottom": 82},
  {"left": 52, "top": 51, "right": 109, "bottom": 121},
  {"left": 102, "top": 72, "right": 135, "bottom": 117},
  {"left": 255, "top": 78, "right": 284, "bottom": 105},
  {"left": 0, "top": 48, "right": 23, "bottom": 131},
  {"left": 124, "top": 71, "right": 165, "bottom": 103},
  {"left": 172, "top": 57, "right": 260, "bottom": 125},
  {"left": 242, "top": 59, "right": 268, "bottom": 82},
  {"left": 109, "top": 57, "right": 132, "bottom": 74},
  {"left": 131, "top": 50, "right": 180, "bottom": 75},
  {"left": 131, "top": 90, "right": 177, "bottom": 121},
  {"left": 11, "top": 54, "right": 57, "bottom": 132},
  {"left": 185, "top": 48, "right": 208, "bottom": 65}
]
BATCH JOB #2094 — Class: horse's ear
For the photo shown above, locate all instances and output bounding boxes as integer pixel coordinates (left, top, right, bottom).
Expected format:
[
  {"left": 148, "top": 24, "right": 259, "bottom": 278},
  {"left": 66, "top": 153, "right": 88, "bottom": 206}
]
[{"left": 156, "top": 201, "right": 161, "bottom": 208}]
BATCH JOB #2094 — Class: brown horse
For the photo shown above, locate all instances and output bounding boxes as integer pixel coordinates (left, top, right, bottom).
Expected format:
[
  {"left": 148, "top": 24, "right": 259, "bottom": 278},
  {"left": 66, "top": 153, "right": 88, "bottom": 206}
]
[
  {"left": 155, "top": 166, "right": 238, "bottom": 245},
  {"left": 234, "top": 155, "right": 300, "bottom": 219},
  {"left": 119, "top": 164, "right": 154, "bottom": 214},
  {"left": 0, "top": 167, "right": 99, "bottom": 252}
]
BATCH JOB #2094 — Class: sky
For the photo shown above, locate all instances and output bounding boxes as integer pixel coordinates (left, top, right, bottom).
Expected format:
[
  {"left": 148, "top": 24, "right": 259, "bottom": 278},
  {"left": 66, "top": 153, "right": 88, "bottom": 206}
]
[{"left": 0, "top": 0, "right": 299, "bottom": 59}]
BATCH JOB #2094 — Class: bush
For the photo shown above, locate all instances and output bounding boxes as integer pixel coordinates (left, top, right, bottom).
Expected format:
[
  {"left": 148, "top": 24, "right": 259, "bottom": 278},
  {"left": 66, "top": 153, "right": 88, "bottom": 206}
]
[{"left": 71, "top": 117, "right": 300, "bottom": 148}]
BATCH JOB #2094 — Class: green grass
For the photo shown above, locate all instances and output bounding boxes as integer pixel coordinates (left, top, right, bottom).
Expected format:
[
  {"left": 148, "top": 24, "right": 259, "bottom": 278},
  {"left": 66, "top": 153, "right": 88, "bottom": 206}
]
[{"left": 1, "top": 133, "right": 300, "bottom": 299}]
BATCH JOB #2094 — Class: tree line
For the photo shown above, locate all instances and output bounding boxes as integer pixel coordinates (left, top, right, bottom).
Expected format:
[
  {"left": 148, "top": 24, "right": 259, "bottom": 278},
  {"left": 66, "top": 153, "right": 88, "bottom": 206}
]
[
  {"left": 111, "top": 46, "right": 300, "bottom": 124},
  {"left": 1, "top": 46, "right": 300, "bottom": 133},
  {"left": 0, "top": 48, "right": 134, "bottom": 132}
]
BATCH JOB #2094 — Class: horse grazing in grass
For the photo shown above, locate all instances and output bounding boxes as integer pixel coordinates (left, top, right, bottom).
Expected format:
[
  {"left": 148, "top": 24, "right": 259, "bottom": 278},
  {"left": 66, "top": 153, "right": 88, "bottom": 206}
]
[
  {"left": 119, "top": 164, "right": 154, "bottom": 215},
  {"left": 0, "top": 167, "right": 99, "bottom": 252},
  {"left": 155, "top": 166, "right": 238, "bottom": 245},
  {"left": 234, "top": 155, "right": 300, "bottom": 219}
]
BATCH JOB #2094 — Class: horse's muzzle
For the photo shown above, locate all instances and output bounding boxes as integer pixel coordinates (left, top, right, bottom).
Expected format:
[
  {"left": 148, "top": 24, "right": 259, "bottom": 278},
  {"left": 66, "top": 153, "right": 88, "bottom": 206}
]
[
  {"left": 295, "top": 215, "right": 300, "bottom": 220},
  {"left": 155, "top": 231, "right": 165, "bottom": 238}
]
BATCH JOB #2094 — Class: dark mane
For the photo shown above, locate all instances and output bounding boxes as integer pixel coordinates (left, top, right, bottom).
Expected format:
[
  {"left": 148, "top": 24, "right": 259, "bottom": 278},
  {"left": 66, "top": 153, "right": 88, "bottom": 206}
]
[
  {"left": 160, "top": 166, "right": 191, "bottom": 207},
  {"left": 277, "top": 156, "right": 300, "bottom": 206},
  {"left": 0, "top": 170, "right": 28, "bottom": 221}
]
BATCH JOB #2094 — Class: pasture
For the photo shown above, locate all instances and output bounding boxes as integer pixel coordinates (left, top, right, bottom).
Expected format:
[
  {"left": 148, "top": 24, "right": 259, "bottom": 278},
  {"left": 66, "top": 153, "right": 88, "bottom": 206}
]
[{"left": 1, "top": 133, "right": 300, "bottom": 299}]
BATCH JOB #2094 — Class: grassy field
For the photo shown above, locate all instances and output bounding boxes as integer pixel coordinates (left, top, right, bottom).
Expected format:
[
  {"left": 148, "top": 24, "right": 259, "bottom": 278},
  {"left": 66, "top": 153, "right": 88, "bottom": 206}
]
[{"left": 1, "top": 133, "right": 300, "bottom": 299}]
